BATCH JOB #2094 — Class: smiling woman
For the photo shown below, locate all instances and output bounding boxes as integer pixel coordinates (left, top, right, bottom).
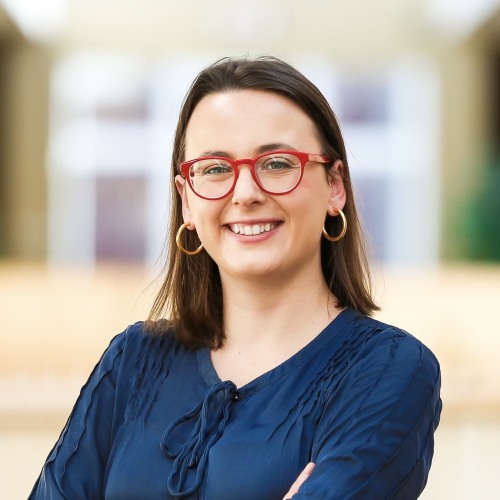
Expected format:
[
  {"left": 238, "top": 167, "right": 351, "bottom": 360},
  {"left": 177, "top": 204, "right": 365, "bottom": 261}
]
[{"left": 29, "top": 56, "right": 442, "bottom": 500}]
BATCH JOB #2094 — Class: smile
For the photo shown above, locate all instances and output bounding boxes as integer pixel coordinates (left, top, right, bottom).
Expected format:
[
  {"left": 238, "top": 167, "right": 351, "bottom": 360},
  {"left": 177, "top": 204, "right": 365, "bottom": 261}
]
[{"left": 229, "top": 223, "right": 277, "bottom": 236}]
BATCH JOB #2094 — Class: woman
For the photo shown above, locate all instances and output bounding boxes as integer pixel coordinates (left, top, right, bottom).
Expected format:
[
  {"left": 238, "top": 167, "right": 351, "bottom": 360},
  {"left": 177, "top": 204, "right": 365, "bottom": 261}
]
[{"left": 30, "top": 56, "right": 442, "bottom": 499}]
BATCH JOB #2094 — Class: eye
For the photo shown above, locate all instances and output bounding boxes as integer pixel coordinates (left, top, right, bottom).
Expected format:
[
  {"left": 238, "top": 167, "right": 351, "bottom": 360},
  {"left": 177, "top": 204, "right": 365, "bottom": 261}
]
[
  {"left": 204, "top": 164, "right": 232, "bottom": 175},
  {"left": 192, "top": 160, "right": 233, "bottom": 177},
  {"left": 258, "top": 154, "right": 300, "bottom": 172}
]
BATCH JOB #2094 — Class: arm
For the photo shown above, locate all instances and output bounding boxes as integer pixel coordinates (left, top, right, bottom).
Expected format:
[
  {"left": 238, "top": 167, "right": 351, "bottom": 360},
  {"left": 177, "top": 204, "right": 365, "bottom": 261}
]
[
  {"left": 29, "top": 332, "right": 126, "bottom": 500},
  {"left": 294, "top": 331, "right": 442, "bottom": 499}
]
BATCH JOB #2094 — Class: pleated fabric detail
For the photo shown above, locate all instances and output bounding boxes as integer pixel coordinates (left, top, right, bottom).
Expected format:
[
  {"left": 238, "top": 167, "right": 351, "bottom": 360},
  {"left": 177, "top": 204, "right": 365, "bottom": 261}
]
[{"left": 125, "top": 328, "right": 178, "bottom": 423}]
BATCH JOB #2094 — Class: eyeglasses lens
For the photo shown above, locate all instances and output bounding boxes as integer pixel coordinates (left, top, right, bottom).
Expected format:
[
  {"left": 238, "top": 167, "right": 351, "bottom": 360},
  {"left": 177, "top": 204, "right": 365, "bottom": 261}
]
[{"left": 255, "top": 152, "right": 301, "bottom": 194}]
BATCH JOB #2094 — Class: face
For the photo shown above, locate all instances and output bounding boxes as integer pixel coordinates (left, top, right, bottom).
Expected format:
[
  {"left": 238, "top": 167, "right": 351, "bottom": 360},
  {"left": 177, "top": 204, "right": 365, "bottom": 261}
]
[{"left": 176, "top": 89, "right": 346, "bottom": 284}]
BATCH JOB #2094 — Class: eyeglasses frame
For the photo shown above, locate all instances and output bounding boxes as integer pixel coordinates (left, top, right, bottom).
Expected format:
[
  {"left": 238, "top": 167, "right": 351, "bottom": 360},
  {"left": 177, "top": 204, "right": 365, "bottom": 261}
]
[{"left": 179, "top": 150, "right": 332, "bottom": 200}]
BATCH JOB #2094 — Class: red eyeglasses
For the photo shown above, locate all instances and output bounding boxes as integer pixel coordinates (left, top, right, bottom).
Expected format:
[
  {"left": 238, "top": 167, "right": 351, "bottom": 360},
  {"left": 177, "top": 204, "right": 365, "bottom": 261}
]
[{"left": 180, "top": 150, "right": 331, "bottom": 200}]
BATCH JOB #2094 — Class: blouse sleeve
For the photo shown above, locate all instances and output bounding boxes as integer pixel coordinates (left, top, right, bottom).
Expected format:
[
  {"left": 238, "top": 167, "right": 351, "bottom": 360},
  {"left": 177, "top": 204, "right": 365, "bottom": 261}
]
[
  {"left": 295, "top": 329, "right": 442, "bottom": 500},
  {"left": 28, "top": 331, "right": 127, "bottom": 500}
]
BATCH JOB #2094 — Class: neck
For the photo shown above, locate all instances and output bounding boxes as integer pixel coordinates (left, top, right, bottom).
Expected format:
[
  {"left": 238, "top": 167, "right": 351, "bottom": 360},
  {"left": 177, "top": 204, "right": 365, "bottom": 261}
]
[{"left": 219, "top": 267, "right": 338, "bottom": 350}]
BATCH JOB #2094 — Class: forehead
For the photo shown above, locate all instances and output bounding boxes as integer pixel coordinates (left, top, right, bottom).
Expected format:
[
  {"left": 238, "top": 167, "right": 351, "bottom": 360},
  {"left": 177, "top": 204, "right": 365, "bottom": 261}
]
[{"left": 184, "top": 89, "right": 321, "bottom": 156}]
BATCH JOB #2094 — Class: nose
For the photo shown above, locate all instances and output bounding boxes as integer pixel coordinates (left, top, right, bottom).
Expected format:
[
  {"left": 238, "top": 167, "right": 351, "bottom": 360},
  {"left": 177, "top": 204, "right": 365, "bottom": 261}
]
[{"left": 231, "top": 165, "right": 266, "bottom": 206}]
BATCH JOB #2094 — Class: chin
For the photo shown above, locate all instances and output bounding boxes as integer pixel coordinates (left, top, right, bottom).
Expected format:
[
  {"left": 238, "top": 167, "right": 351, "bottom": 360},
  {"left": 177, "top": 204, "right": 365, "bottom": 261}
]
[{"left": 223, "top": 261, "right": 282, "bottom": 281}]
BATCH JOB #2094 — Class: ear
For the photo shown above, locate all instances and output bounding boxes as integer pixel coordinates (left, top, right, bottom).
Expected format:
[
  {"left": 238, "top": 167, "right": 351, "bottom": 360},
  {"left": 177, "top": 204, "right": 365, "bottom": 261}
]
[
  {"left": 175, "top": 175, "right": 196, "bottom": 229},
  {"left": 326, "top": 160, "right": 346, "bottom": 216}
]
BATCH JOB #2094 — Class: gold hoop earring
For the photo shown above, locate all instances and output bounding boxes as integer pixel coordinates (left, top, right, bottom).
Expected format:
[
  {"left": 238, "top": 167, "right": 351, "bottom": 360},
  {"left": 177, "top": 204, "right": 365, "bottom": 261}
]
[
  {"left": 322, "top": 208, "right": 347, "bottom": 242},
  {"left": 176, "top": 222, "right": 204, "bottom": 255}
]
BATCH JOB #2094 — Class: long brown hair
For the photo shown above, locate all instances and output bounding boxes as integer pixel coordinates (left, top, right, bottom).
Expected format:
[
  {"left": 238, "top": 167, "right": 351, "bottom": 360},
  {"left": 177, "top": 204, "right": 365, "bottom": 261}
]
[{"left": 146, "top": 56, "right": 379, "bottom": 348}]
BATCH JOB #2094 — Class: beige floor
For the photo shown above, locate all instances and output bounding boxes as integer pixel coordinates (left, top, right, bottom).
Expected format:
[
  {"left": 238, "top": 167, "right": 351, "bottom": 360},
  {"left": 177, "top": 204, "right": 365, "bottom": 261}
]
[{"left": 1, "top": 262, "right": 499, "bottom": 499}]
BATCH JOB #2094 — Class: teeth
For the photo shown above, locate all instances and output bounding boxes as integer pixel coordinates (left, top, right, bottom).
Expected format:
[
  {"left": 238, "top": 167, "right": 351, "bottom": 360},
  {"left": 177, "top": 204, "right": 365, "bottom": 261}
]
[{"left": 230, "top": 223, "right": 276, "bottom": 235}]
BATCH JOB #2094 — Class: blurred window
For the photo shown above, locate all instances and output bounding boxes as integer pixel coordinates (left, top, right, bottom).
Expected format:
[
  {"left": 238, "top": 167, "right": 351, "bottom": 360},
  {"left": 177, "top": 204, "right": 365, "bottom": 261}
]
[{"left": 95, "top": 175, "right": 147, "bottom": 261}]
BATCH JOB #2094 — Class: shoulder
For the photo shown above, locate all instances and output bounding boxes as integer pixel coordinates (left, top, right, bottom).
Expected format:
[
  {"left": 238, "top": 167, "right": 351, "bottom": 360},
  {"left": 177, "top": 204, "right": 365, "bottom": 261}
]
[
  {"left": 116, "top": 320, "right": 183, "bottom": 358},
  {"left": 344, "top": 311, "right": 440, "bottom": 375},
  {"left": 318, "top": 312, "right": 442, "bottom": 441},
  {"left": 326, "top": 310, "right": 441, "bottom": 406},
  {"left": 101, "top": 321, "right": 188, "bottom": 388}
]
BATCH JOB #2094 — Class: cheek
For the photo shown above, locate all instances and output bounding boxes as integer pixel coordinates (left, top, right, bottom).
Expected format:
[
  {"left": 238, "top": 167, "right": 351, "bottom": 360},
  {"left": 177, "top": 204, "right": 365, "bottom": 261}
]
[
  {"left": 289, "top": 183, "right": 331, "bottom": 221},
  {"left": 188, "top": 197, "right": 223, "bottom": 234}
]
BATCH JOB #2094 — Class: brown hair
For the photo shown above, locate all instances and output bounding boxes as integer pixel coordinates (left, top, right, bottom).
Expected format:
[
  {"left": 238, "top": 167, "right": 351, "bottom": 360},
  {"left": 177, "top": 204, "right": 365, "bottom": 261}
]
[{"left": 146, "top": 56, "right": 379, "bottom": 348}]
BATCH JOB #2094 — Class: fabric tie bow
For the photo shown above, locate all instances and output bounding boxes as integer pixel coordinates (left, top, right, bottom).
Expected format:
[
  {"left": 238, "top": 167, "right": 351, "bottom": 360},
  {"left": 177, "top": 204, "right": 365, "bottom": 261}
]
[{"left": 161, "top": 380, "right": 238, "bottom": 496}]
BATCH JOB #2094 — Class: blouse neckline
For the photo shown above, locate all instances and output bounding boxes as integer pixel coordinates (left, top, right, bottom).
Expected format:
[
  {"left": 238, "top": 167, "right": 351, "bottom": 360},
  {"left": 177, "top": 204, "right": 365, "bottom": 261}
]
[{"left": 197, "top": 308, "right": 359, "bottom": 398}]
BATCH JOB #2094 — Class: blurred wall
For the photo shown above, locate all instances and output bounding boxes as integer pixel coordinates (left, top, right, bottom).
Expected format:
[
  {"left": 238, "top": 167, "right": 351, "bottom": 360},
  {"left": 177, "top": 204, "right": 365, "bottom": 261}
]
[
  {"left": 0, "top": 14, "right": 51, "bottom": 259},
  {"left": 438, "top": 12, "right": 500, "bottom": 258}
]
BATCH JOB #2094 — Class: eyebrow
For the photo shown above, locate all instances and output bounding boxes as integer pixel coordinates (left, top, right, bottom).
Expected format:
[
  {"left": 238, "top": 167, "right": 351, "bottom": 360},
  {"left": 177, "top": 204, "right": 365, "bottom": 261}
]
[
  {"left": 255, "top": 143, "right": 297, "bottom": 154},
  {"left": 199, "top": 143, "right": 297, "bottom": 158}
]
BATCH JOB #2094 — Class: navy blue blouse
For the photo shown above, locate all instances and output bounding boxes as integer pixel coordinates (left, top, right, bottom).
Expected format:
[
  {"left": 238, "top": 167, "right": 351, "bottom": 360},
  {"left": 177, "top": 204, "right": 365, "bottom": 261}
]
[{"left": 29, "top": 309, "right": 442, "bottom": 499}]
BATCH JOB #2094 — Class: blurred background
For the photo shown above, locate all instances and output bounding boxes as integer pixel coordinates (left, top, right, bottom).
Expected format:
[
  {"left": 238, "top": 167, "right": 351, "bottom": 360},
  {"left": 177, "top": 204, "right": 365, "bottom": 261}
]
[{"left": 1, "top": 0, "right": 499, "bottom": 498}]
